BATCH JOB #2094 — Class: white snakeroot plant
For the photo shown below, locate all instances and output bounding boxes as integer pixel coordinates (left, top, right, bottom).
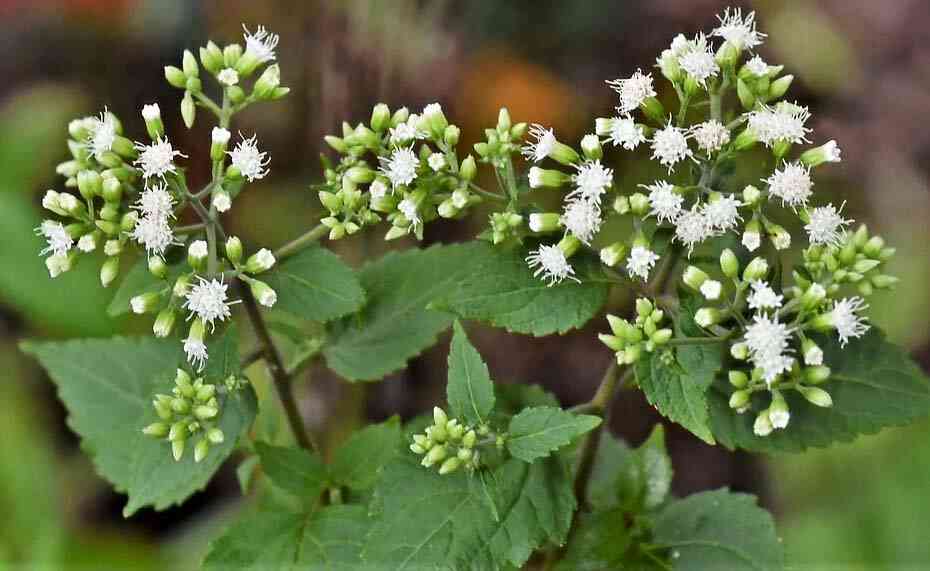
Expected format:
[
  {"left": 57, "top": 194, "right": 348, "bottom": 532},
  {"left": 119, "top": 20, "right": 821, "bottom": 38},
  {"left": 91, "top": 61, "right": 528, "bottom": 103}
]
[{"left": 23, "top": 12, "right": 928, "bottom": 571}]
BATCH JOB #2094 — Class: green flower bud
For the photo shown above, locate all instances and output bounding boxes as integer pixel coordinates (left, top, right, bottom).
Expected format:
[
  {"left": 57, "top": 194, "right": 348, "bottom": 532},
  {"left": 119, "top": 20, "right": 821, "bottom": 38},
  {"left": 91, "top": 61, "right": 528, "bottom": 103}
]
[
  {"left": 130, "top": 291, "right": 161, "bottom": 315},
  {"left": 245, "top": 248, "right": 276, "bottom": 274},
  {"left": 248, "top": 278, "right": 278, "bottom": 308},
  {"left": 768, "top": 391, "right": 790, "bottom": 429},
  {"left": 200, "top": 41, "right": 224, "bottom": 74},
  {"left": 253, "top": 64, "right": 281, "bottom": 100},
  {"left": 444, "top": 125, "right": 461, "bottom": 147},
  {"left": 694, "top": 308, "right": 721, "bottom": 328},
  {"left": 613, "top": 195, "right": 630, "bottom": 214},
  {"left": 152, "top": 308, "right": 176, "bottom": 338},
  {"left": 459, "top": 155, "right": 477, "bottom": 181},
  {"left": 437, "top": 199, "right": 459, "bottom": 219},
  {"left": 77, "top": 170, "right": 102, "bottom": 199},
  {"left": 182, "top": 49, "right": 199, "bottom": 77},
  {"left": 100, "top": 256, "right": 120, "bottom": 288},
  {"left": 629, "top": 192, "right": 649, "bottom": 216},
  {"left": 424, "top": 445, "right": 447, "bottom": 467},
  {"left": 181, "top": 91, "right": 196, "bottom": 129},
  {"left": 729, "top": 389, "right": 750, "bottom": 410},
  {"left": 736, "top": 77, "right": 756, "bottom": 110},
  {"left": 101, "top": 176, "right": 122, "bottom": 203},
  {"left": 729, "top": 370, "right": 749, "bottom": 388},
  {"left": 580, "top": 134, "right": 602, "bottom": 160},
  {"left": 640, "top": 97, "right": 666, "bottom": 125},
  {"left": 433, "top": 406, "right": 448, "bottom": 427},
  {"left": 636, "top": 298, "right": 654, "bottom": 318},
  {"left": 168, "top": 421, "right": 187, "bottom": 442},
  {"left": 143, "top": 422, "right": 169, "bottom": 438},
  {"left": 194, "top": 438, "right": 210, "bottom": 463},
  {"left": 742, "top": 257, "right": 769, "bottom": 281},
  {"left": 207, "top": 428, "right": 225, "bottom": 444},
  {"left": 651, "top": 328, "right": 673, "bottom": 345},
  {"left": 683, "top": 266, "right": 710, "bottom": 290},
  {"left": 527, "top": 166, "right": 569, "bottom": 189},
  {"left": 753, "top": 410, "right": 774, "bottom": 437},
  {"left": 731, "top": 342, "right": 749, "bottom": 360},
  {"left": 527, "top": 212, "right": 561, "bottom": 234},
  {"left": 185, "top": 76, "right": 202, "bottom": 93},
  {"left": 462, "top": 430, "right": 477, "bottom": 448},
  {"left": 732, "top": 127, "right": 759, "bottom": 151},
  {"left": 871, "top": 274, "right": 899, "bottom": 289},
  {"left": 599, "top": 333, "right": 625, "bottom": 352},
  {"left": 171, "top": 439, "right": 186, "bottom": 462},
  {"left": 557, "top": 234, "right": 581, "bottom": 258},
  {"left": 438, "top": 457, "right": 461, "bottom": 475},
  {"left": 599, "top": 242, "right": 627, "bottom": 267},
  {"left": 863, "top": 236, "right": 885, "bottom": 258},
  {"left": 768, "top": 74, "right": 794, "bottom": 100},
  {"left": 620, "top": 344, "right": 642, "bottom": 365},
  {"left": 164, "top": 65, "right": 187, "bottom": 88},
  {"left": 345, "top": 166, "right": 375, "bottom": 184},
  {"left": 799, "top": 386, "right": 833, "bottom": 408},
  {"left": 800, "top": 140, "right": 842, "bottom": 168},
  {"left": 369, "top": 103, "right": 391, "bottom": 132},
  {"left": 194, "top": 405, "right": 218, "bottom": 420},
  {"left": 804, "top": 365, "right": 831, "bottom": 384}
]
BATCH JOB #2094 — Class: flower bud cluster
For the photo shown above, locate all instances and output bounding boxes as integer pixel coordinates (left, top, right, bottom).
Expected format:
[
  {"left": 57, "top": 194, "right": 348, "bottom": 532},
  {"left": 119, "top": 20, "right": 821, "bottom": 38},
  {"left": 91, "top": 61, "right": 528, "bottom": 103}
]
[
  {"left": 599, "top": 298, "right": 673, "bottom": 364},
  {"left": 143, "top": 368, "right": 236, "bottom": 463},
  {"left": 319, "top": 102, "right": 500, "bottom": 241},
  {"left": 410, "top": 407, "right": 493, "bottom": 475},
  {"left": 683, "top": 231, "right": 894, "bottom": 435}
]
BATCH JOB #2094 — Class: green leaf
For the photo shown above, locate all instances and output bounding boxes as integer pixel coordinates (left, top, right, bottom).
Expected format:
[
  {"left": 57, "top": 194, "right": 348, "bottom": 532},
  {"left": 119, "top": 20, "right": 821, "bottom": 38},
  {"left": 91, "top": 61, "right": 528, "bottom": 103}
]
[
  {"left": 636, "top": 351, "right": 716, "bottom": 445},
  {"left": 263, "top": 247, "right": 365, "bottom": 323},
  {"left": 635, "top": 425, "right": 673, "bottom": 510},
  {"left": 330, "top": 416, "right": 402, "bottom": 491},
  {"left": 323, "top": 243, "right": 486, "bottom": 382},
  {"left": 653, "top": 489, "right": 784, "bottom": 571},
  {"left": 507, "top": 406, "right": 602, "bottom": 463},
  {"left": 363, "top": 454, "right": 575, "bottom": 569},
  {"left": 446, "top": 321, "right": 495, "bottom": 425},
  {"left": 254, "top": 442, "right": 326, "bottom": 500},
  {"left": 439, "top": 243, "right": 609, "bottom": 336},
  {"left": 710, "top": 328, "right": 930, "bottom": 452},
  {"left": 203, "top": 503, "right": 370, "bottom": 571},
  {"left": 21, "top": 328, "right": 255, "bottom": 517},
  {"left": 555, "top": 508, "right": 633, "bottom": 571}
]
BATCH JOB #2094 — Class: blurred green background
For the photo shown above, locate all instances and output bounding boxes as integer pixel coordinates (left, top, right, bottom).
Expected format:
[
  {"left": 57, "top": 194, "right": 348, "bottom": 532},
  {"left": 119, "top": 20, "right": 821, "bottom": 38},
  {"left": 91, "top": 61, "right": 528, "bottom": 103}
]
[{"left": 2, "top": 1, "right": 929, "bottom": 569}]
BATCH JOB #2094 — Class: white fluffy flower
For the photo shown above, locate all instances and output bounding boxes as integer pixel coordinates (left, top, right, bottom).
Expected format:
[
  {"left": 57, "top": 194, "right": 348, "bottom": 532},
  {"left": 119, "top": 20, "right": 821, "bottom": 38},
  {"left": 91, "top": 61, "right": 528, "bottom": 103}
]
[
  {"left": 766, "top": 161, "right": 813, "bottom": 208},
  {"left": 700, "top": 280, "right": 722, "bottom": 300},
  {"left": 184, "top": 278, "right": 234, "bottom": 331},
  {"left": 626, "top": 245, "right": 660, "bottom": 281},
  {"left": 36, "top": 220, "right": 73, "bottom": 257},
  {"left": 805, "top": 203, "right": 852, "bottom": 246},
  {"left": 703, "top": 195, "right": 742, "bottom": 233},
  {"left": 389, "top": 121, "right": 425, "bottom": 145},
  {"left": 526, "top": 244, "right": 577, "bottom": 286},
  {"left": 380, "top": 147, "right": 419, "bottom": 189},
  {"left": 427, "top": 153, "right": 446, "bottom": 172},
  {"left": 677, "top": 34, "right": 719, "bottom": 87},
  {"left": 183, "top": 337, "right": 208, "bottom": 371},
  {"left": 567, "top": 160, "right": 613, "bottom": 203},
  {"left": 135, "top": 182, "right": 175, "bottom": 220},
  {"left": 747, "top": 102, "right": 811, "bottom": 147},
  {"left": 822, "top": 140, "right": 842, "bottom": 162},
  {"left": 606, "top": 69, "right": 656, "bottom": 114},
  {"left": 522, "top": 124, "right": 557, "bottom": 163},
  {"left": 77, "top": 234, "right": 97, "bottom": 253},
  {"left": 229, "top": 134, "right": 270, "bottom": 182},
  {"left": 744, "top": 314, "right": 795, "bottom": 384},
  {"left": 747, "top": 281, "right": 783, "bottom": 311},
  {"left": 217, "top": 68, "right": 240, "bottom": 86},
  {"left": 608, "top": 116, "right": 646, "bottom": 150},
  {"left": 188, "top": 240, "right": 208, "bottom": 259},
  {"left": 745, "top": 55, "right": 770, "bottom": 77},
  {"left": 831, "top": 297, "right": 870, "bottom": 346},
  {"left": 674, "top": 207, "right": 711, "bottom": 253},
  {"left": 742, "top": 229, "right": 761, "bottom": 252},
  {"left": 643, "top": 181, "right": 683, "bottom": 224},
  {"left": 712, "top": 7, "right": 766, "bottom": 50},
  {"left": 242, "top": 24, "right": 279, "bottom": 64},
  {"left": 141, "top": 103, "right": 161, "bottom": 121},
  {"left": 213, "top": 192, "right": 232, "bottom": 213},
  {"left": 692, "top": 120, "right": 730, "bottom": 153},
  {"left": 650, "top": 124, "right": 693, "bottom": 172},
  {"left": 134, "top": 136, "right": 185, "bottom": 179},
  {"left": 369, "top": 179, "right": 388, "bottom": 200},
  {"left": 130, "top": 215, "right": 175, "bottom": 256},
  {"left": 560, "top": 199, "right": 602, "bottom": 245},
  {"left": 212, "top": 127, "right": 231, "bottom": 145},
  {"left": 88, "top": 110, "right": 117, "bottom": 160},
  {"left": 397, "top": 197, "right": 420, "bottom": 228}
]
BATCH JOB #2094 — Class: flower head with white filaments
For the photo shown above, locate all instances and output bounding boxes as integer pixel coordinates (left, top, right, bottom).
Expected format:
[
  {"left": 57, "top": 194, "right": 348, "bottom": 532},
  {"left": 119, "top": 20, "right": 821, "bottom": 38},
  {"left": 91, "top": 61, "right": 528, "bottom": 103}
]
[
  {"left": 744, "top": 313, "right": 795, "bottom": 384},
  {"left": 397, "top": 197, "right": 421, "bottom": 229},
  {"left": 242, "top": 24, "right": 279, "bottom": 64},
  {"left": 526, "top": 245, "right": 578, "bottom": 286},
  {"left": 389, "top": 121, "right": 425, "bottom": 145},
  {"left": 805, "top": 203, "right": 852, "bottom": 246},
  {"left": 607, "top": 116, "right": 646, "bottom": 150},
  {"left": 651, "top": 123, "right": 693, "bottom": 172},
  {"left": 677, "top": 34, "right": 719, "bottom": 87},
  {"left": 703, "top": 195, "right": 742, "bottom": 233},
  {"left": 692, "top": 120, "right": 730, "bottom": 154},
  {"left": 561, "top": 199, "right": 602, "bottom": 245},
  {"left": 135, "top": 182, "right": 175, "bottom": 220},
  {"left": 712, "top": 7, "right": 766, "bottom": 50},
  {"left": 183, "top": 337, "right": 208, "bottom": 371},
  {"left": 130, "top": 215, "right": 175, "bottom": 257},
  {"left": 643, "top": 181, "right": 683, "bottom": 224},
  {"left": 606, "top": 69, "right": 656, "bottom": 114},
  {"left": 831, "top": 297, "right": 870, "bottom": 346},
  {"left": 674, "top": 207, "right": 712, "bottom": 254},
  {"left": 745, "top": 55, "right": 770, "bottom": 77},
  {"left": 567, "top": 160, "right": 613, "bottom": 204},
  {"left": 747, "top": 280, "right": 783, "bottom": 311},
  {"left": 766, "top": 161, "right": 813, "bottom": 208},
  {"left": 380, "top": 147, "right": 419, "bottom": 189},
  {"left": 36, "top": 220, "right": 73, "bottom": 257},
  {"left": 87, "top": 109, "right": 117, "bottom": 160},
  {"left": 626, "top": 245, "right": 660, "bottom": 281},
  {"left": 522, "top": 124, "right": 557, "bottom": 163},
  {"left": 135, "top": 136, "right": 186, "bottom": 180},
  {"left": 747, "top": 102, "right": 811, "bottom": 148},
  {"left": 229, "top": 134, "right": 270, "bottom": 182},
  {"left": 183, "top": 277, "right": 235, "bottom": 331}
]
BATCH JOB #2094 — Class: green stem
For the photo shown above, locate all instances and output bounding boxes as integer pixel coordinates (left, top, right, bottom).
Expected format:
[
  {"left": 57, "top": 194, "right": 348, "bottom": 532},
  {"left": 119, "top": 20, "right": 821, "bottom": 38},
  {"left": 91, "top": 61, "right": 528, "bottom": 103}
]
[
  {"left": 667, "top": 336, "right": 726, "bottom": 346},
  {"left": 468, "top": 183, "right": 508, "bottom": 203},
  {"left": 274, "top": 223, "right": 329, "bottom": 259}
]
